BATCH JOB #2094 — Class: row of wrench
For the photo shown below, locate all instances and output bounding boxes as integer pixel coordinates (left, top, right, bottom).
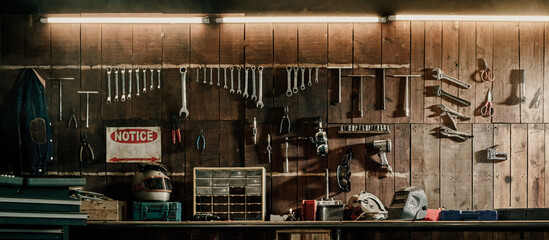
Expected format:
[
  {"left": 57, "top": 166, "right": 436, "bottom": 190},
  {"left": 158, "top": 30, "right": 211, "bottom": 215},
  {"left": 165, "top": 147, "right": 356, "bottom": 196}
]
[
  {"left": 106, "top": 68, "right": 162, "bottom": 104},
  {"left": 286, "top": 66, "right": 320, "bottom": 97}
]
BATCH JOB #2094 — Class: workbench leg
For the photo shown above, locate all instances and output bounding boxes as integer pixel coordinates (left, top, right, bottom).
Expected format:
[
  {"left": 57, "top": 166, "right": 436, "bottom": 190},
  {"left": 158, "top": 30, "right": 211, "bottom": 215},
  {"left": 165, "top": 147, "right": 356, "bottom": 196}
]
[{"left": 63, "top": 226, "right": 69, "bottom": 240}]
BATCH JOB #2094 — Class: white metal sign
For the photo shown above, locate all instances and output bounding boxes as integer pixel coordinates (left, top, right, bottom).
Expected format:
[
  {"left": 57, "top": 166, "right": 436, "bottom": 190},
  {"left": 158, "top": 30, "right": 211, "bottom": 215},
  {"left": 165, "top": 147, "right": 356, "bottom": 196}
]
[{"left": 106, "top": 127, "right": 161, "bottom": 163}]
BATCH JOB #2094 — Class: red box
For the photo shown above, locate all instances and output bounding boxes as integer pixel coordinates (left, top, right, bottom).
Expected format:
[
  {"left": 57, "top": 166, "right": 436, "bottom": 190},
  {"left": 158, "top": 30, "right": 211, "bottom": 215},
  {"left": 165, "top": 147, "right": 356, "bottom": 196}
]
[
  {"left": 424, "top": 209, "right": 442, "bottom": 221},
  {"left": 301, "top": 200, "right": 317, "bottom": 221}
]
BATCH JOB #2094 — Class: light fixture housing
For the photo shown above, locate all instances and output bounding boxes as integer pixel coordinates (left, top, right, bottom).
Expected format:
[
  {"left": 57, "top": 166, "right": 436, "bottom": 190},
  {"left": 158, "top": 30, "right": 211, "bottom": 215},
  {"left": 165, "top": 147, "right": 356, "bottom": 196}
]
[
  {"left": 388, "top": 15, "right": 549, "bottom": 22},
  {"left": 40, "top": 17, "right": 210, "bottom": 24},
  {"left": 215, "top": 16, "right": 386, "bottom": 23}
]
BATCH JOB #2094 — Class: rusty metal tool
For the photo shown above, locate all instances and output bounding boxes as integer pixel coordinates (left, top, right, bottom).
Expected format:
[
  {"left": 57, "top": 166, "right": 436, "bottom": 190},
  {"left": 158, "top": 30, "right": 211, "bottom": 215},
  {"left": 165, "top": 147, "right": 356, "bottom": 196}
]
[
  {"left": 434, "top": 85, "right": 471, "bottom": 106},
  {"left": 392, "top": 75, "right": 421, "bottom": 117},
  {"left": 77, "top": 90, "right": 99, "bottom": 128},
  {"left": 433, "top": 68, "right": 471, "bottom": 89}
]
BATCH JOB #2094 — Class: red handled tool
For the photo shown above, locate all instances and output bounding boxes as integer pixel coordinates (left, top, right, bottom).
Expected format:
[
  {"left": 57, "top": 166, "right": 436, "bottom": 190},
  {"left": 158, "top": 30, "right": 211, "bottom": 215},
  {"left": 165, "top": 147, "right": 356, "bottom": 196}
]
[{"left": 171, "top": 113, "right": 181, "bottom": 144}]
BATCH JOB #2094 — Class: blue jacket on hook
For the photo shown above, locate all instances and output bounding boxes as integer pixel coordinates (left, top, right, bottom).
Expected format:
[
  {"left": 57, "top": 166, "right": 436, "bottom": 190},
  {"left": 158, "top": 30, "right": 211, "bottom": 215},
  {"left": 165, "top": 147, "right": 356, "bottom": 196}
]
[{"left": 0, "top": 69, "right": 53, "bottom": 176}]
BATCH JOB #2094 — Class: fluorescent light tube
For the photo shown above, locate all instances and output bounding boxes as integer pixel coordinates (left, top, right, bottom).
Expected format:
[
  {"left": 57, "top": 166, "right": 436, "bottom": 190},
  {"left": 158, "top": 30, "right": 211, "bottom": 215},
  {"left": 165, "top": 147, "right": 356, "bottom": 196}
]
[
  {"left": 389, "top": 15, "right": 549, "bottom": 22},
  {"left": 216, "top": 16, "right": 386, "bottom": 23},
  {"left": 40, "top": 17, "right": 209, "bottom": 24}
]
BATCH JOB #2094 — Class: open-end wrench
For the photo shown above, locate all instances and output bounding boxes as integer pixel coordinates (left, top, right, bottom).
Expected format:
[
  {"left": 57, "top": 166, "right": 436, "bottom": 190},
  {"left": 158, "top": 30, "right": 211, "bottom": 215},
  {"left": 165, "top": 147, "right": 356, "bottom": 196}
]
[
  {"left": 286, "top": 66, "right": 293, "bottom": 97},
  {"left": 237, "top": 67, "right": 242, "bottom": 94},
  {"left": 285, "top": 137, "right": 290, "bottom": 173},
  {"left": 251, "top": 66, "right": 257, "bottom": 101},
  {"left": 315, "top": 67, "right": 319, "bottom": 83},
  {"left": 293, "top": 66, "right": 299, "bottom": 93},
  {"left": 121, "top": 68, "right": 126, "bottom": 102},
  {"left": 142, "top": 68, "right": 147, "bottom": 94},
  {"left": 209, "top": 68, "right": 213, "bottom": 86},
  {"left": 257, "top": 66, "right": 264, "bottom": 108},
  {"left": 223, "top": 67, "right": 228, "bottom": 89},
  {"left": 196, "top": 67, "right": 200, "bottom": 83},
  {"left": 338, "top": 68, "right": 342, "bottom": 103},
  {"left": 114, "top": 68, "right": 119, "bottom": 102},
  {"left": 203, "top": 67, "right": 207, "bottom": 84},
  {"left": 106, "top": 68, "right": 112, "bottom": 104},
  {"left": 150, "top": 68, "right": 154, "bottom": 90},
  {"left": 434, "top": 85, "right": 471, "bottom": 106},
  {"left": 432, "top": 68, "right": 471, "bottom": 89},
  {"left": 300, "top": 67, "right": 306, "bottom": 91},
  {"left": 179, "top": 68, "right": 189, "bottom": 118},
  {"left": 135, "top": 68, "right": 140, "bottom": 97},
  {"left": 157, "top": 68, "right": 161, "bottom": 89},
  {"left": 217, "top": 67, "right": 221, "bottom": 87},
  {"left": 521, "top": 70, "right": 527, "bottom": 104},
  {"left": 308, "top": 67, "right": 312, "bottom": 86},
  {"left": 127, "top": 68, "right": 132, "bottom": 100},
  {"left": 243, "top": 67, "right": 249, "bottom": 98},
  {"left": 230, "top": 67, "right": 235, "bottom": 93}
]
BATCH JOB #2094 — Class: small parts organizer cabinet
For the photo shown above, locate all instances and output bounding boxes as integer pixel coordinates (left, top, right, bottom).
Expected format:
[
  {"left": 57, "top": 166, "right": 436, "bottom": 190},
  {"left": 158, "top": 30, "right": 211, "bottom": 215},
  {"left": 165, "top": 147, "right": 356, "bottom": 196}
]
[{"left": 194, "top": 167, "right": 266, "bottom": 221}]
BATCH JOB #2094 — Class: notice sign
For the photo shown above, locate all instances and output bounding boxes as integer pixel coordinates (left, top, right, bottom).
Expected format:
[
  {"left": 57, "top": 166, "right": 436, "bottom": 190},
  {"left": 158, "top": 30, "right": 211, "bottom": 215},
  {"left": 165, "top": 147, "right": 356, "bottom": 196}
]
[{"left": 106, "top": 127, "right": 161, "bottom": 163}]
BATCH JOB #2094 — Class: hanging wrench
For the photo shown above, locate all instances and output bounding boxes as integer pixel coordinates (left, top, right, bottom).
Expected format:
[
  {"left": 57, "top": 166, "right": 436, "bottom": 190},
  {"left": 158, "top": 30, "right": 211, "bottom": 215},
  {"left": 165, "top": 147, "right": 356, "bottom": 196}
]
[
  {"left": 157, "top": 68, "right": 161, "bottom": 89},
  {"left": 300, "top": 67, "right": 306, "bottom": 91},
  {"left": 286, "top": 66, "right": 293, "bottom": 97},
  {"left": 243, "top": 67, "right": 249, "bottom": 98},
  {"left": 237, "top": 67, "right": 242, "bottom": 94},
  {"left": 135, "top": 68, "right": 140, "bottom": 97},
  {"left": 106, "top": 68, "right": 112, "bottom": 104},
  {"left": 142, "top": 68, "right": 147, "bottom": 94},
  {"left": 196, "top": 66, "right": 200, "bottom": 83},
  {"left": 127, "top": 68, "right": 132, "bottom": 100},
  {"left": 209, "top": 68, "right": 213, "bottom": 86},
  {"left": 114, "top": 68, "right": 119, "bottom": 102},
  {"left": 521, "top": 69, "right": 527, "bottom": 104},
  {"left": 217, "top": 67, "right": 221, "bottom": 87},
  {"left": 257, "top": 66, "right": 264, "bottom": 108},
  {"left": 293, "top": 66, "right": 299, "bottom": 93},
  {"left": 285, "top": 137, "right": 290, "bottom": 173},
  {"left": 179, "top": 68, "right": 189, "bottom": 118},
  {"left": 203, "top": 67, "right": 207, "bottom": 84},
  {"left": 223, "top": 67, "right": 228, "bottom": 89},
  {"left": 267, "top": 134, "right": 272, "bottom": 163},
  {"left": 434, "top": 85, "right": 471, "bottom": 106},
  {"left": 150, "top": 68, "right": 154, "bottom": 90},
  {"left": 308, "top": 67, "right": 312, "bottom": 86},
  {"left": 315, "top": 66, "right": 319, "bottom": 83},
  {"left": 251, "top": 66, "right": 257, "bottom": 101},
  {"left": 432, "top": 68, "right": 471, "bottom": 89},
  {"left": 121, "top": 68, "right": 126, "bottom": 102},
  {"left": 230, "top": 67, "right": 235, "bottom": 93}
]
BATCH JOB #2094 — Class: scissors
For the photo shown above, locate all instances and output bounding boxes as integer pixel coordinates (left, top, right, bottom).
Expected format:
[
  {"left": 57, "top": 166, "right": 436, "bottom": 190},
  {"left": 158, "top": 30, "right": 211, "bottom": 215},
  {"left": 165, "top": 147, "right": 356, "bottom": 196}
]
[
  {"left": 481, "top": 88, "right": 494, "bottom": 117},
  {"left": 480, "top": 58, "right": 495, "bottom": 82}
]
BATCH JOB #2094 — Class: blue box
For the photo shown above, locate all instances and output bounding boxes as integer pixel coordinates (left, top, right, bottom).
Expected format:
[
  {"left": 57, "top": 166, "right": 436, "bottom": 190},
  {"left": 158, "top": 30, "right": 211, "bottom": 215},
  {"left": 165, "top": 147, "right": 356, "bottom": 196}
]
[
  {"left": 439, "top": 210, "right": 497, "bottom": 221},
  {"left": 132, "top": 201, "right": 182, "bottom": 221}
]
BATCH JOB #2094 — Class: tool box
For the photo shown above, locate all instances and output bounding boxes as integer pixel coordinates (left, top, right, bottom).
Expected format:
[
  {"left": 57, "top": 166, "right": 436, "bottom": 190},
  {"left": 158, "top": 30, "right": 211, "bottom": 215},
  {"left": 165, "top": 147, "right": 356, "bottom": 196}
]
[
  {"left": 439, "top": 210, "right": 497, "bottom": 221},
  {"left": 497, "top": 208, "right": 549, "bottom": 220},
  {"left": 132, "top": 201, "right": 181, "bottom": 221}
]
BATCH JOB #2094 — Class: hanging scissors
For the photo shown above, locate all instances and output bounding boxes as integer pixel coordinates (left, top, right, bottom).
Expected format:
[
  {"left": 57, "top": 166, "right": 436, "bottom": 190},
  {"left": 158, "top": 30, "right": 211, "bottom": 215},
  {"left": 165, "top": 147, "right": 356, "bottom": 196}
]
[
  {"left": 480, "top": 58, "right": 495, "bottom": 82},
  {"left": 481, "top": 88, "right": 495, "bottom": 117}
]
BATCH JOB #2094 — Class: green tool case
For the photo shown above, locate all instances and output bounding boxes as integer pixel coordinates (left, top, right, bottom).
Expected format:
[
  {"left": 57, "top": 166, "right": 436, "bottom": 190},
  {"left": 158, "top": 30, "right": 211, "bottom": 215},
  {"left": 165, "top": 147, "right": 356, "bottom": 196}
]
[{"left": 132, "top": 201, "right": 182, "bottom": 221}]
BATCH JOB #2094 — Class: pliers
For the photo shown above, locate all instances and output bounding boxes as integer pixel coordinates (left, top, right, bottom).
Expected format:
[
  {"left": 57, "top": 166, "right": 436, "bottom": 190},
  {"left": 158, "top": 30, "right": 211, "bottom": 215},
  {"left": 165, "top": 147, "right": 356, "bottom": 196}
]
[
  {"left": 171, "top": 113, "right": 181, "bottom": 144},
  {"left": 67, "top": 108, "right": 78, "bottom": 128},
  {"left": 196, "top": 128, "right": 205, "bottom": 150},
  {"left": 80, "top": 134, "right": 95, "bottom": 162},
  {"left": 279, "top": 106, "right": 291, "bottom": 134}
]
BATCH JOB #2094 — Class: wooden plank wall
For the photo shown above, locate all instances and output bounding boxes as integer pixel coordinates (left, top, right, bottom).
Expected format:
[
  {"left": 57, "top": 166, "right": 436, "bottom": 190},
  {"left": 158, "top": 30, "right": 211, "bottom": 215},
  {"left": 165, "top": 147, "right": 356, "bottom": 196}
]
[{"left": 2, "top": 15, "right": 549, "bottom": 235}]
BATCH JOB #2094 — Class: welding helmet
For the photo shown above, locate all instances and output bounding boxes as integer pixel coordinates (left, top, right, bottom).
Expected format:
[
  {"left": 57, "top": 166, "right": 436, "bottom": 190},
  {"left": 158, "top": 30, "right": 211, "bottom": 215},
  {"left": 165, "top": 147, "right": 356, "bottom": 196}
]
[{"left": 132, "top": 163, "right": 172, "bottom": 201}]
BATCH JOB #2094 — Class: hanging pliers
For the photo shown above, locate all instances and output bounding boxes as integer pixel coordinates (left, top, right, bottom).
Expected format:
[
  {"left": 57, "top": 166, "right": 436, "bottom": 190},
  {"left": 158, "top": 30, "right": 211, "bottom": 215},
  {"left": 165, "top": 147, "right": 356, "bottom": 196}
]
[
  {"left": 80, "top": 134, "right": 95, "bottom": 162},
  {"left": 171, "top": 113, "right": 181, "bottom": 144},
  {"left": 279, "top": 106, "right": 291, "bottom": 134},
  {"left": 196, "top": 128, "right": 206, "bottom": 150},
  {"left": 67, "top": 108, "right": 78, "bottom": 128}
]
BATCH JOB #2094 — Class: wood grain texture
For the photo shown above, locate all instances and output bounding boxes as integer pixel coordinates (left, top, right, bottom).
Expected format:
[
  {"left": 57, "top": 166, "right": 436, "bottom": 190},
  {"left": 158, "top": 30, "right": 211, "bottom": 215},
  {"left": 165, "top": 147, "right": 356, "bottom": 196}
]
[
  {"left": 220, "top": 120, "right": 244, "bottom": 167},
  {"left": 327, "top": 23, "right": 352, "bottom": 123},
  {"left": 81, "top": 13, "right": 102, "bottom": 67},
  {"left": 475, "top": 22, "right": 493, "bottom": 124},
  {"left": 473, "top": 124, "right": 494, "bottom": 210},
  {"left": 528, "top": 124, "right": 545, "bottom": 207},
  {"left": 546, "top": 124, "right": 549, "bottom": 207},
  {"left": 244, "top": 122, "right": 270, "bottom": 169},
  {"left": 51, "top": 14, "right": 80, "bottom": 66},
  {"left": 394, "top": 124, "right": 411, "bottom": 191},
  {"left": 0, "top": 15, "right": 25, "bottom": 65},
  {"left": 492, "top": 22, "right": 520, "bottom": 123},
  {"left": 353, "top": 22, "right": 381, "bottom": 123},
  {"left": 494, "top": 124, "right": 511, "bottom": 208},
  {"left": 382, "top": 21, "right": 410, "bottom": 123},
  {"left": 458, "top": 21, "right": 476, "bottom": 123},
  {"left": 441, "top": 123, "right": 472, "bottom": 210},
  {"left": 410, "top": 21, "right": 425, "bottom": 124},
  {"left": 220, "top": 21, "right": 244, "bottom": 121},
  {"left": 411, "top": 124, "right": 440, "bottom": 208},
  {"left": 520, "top": 22, "right": 544, "bottom": 123},
  {"left": 511, "top": 124, "right": 528, "bottom": 208},
  {"left": 546, "top": 24, "right": 549, "bottom": 124},
  {"left": 424, "top": 22, "right": 442, "bottom": 123},
  {"left": 441, "top": 21, "right": 460, "bottom": 113},
  {"left": 25, "top": 15, "right": 50, "bottom": 66}
]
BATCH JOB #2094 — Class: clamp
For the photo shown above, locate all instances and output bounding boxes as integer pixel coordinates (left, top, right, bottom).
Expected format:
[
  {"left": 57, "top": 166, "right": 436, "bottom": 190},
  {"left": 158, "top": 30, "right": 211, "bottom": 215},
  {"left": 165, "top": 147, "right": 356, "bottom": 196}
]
[
  {"left": 67, "top": 108, "right": 78, "bottom": 128},
  {"left": 487, "top": 146, "right": 508, "bottom": 161},
  {"left": 80, "top": 134, "right": 95, "bottom": 162},
  {"left": 196, "top": 128, "right": 206, "bottom": 150},
  {"left": 171, "top": 113, "right": 181, "bottom": 144},
  {"left": 279, "top": 106, "right": 291, "bottom": 134}
]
